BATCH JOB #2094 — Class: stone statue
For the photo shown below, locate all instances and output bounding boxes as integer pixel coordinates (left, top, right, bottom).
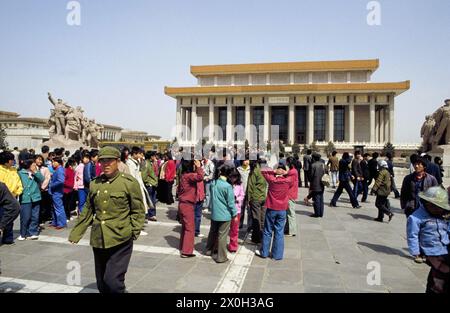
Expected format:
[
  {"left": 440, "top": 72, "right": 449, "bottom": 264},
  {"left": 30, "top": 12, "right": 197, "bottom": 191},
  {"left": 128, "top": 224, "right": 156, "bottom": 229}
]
[
  {"left": 420, "top": 115, "right": 436, "bottom": 152},
  {"left": 47, "top": 92, "right": 70, "bottom": 136},
  {"left": 432, "top": 99, "right": 450, "bottom": 147},
  {"left": 44, "top": 92, "right": 101, "bottom": 149}
]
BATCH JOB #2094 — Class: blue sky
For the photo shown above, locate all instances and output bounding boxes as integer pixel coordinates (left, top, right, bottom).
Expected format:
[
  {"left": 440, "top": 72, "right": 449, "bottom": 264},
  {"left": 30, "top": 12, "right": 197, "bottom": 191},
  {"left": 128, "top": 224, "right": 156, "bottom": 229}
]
[{"left": 1, "top": 0, "right": 449, "bottom": 143}]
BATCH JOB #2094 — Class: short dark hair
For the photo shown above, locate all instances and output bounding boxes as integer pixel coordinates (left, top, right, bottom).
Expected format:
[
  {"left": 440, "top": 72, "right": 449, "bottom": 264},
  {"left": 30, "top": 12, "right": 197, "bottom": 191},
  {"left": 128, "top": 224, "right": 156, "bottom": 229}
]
[
  {"left": 332, "top": 151, "right": 337, "bottom": 156},
  {"left": 53, "top": 157, "right": 63, "bottom": 164},
  {"left": 131, "top": 146, "right": 141, "bottom": 156},
  {"left": 307, "top": 149, "right": 312, "bottom": 155},
  {"left": 90, "top": 149, "right": 99, "bottom": 158},
  {"left": 414, "top": 157, "right": 427, "bottom": 168},
  {"left": 0, "top": 152, "right": 14, "bottom": 164},
  {"left": 22, "top": 159, "right": 35, "bottom": 170},
  {"left": 41, "top": 145, "right": 50, "bottom": 154},
  {"left": 386, "top": 152, "right": 392, "bottom": 159},
  {"left": 228, "top": 168, "right": 242, "bottom": 185},
  {"left": 372, "top": 152, "right": 379, "bottom": 159},
  {"left": 354, "top": 150, "right": 361, "bottom": 157},
  {"left": 363, "top": 153, "right": 370, "bottom": 158},
  {"left": 342, "top": 152, "right": 350, "bottom": 159}
]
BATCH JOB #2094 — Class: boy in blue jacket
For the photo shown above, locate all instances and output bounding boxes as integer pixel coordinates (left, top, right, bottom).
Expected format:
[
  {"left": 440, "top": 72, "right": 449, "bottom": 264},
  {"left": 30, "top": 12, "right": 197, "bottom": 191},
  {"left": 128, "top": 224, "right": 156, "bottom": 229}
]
[
  {"left": 407, "top": 186, "right": 450, "bottom": 293},
  {"left": 49, "top": 157, "right": 66, "bottom": 229}
]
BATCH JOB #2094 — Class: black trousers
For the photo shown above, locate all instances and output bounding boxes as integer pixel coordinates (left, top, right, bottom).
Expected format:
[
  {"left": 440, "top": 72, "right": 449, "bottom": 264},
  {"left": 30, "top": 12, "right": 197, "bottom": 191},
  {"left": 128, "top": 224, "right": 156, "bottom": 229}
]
[
  {"left": 303, "top": 170, "right": 310, "bottom": 187},
  {"left": 331, "top": 180, "right": 359, "bottom": 207},
  {"left": 250, "top": 200, "right": 266, "bottom": 243},
  {"left": 375, "top": 195, "right": 392, "bottom": 220},
  {"left": 39, "top": 190, "right": 53, "bottom": 224},
  {"left": 93, "top": 239, "right": 133, "bottom": 293},
  {"left": 63, "top": 191, "right": 77, "bottom": 219}
]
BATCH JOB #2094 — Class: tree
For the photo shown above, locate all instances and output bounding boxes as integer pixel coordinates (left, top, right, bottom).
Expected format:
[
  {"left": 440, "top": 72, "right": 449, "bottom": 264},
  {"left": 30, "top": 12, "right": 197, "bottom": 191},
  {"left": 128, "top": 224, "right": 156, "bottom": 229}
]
[
  {"left": 310, "top": 141, "right": 320, "bottom": 152},
  {"left": 292, "top": 143, "right": 301, "bottom": 155},
  {"left": 325, "top": 141, "right": 336, "bottom": 157},
  {"left": 382, "top": 142, "right": 395, "bottom": 157},
  {"left": 0, "top": 126, "right": 8, "bottom": 150}
]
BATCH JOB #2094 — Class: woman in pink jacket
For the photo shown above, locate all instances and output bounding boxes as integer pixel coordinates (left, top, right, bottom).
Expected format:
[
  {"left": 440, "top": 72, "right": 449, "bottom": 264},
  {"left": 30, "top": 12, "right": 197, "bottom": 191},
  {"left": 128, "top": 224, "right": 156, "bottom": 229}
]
[
  {"left": 227, "top": 168, "right": 245, "bottom": 253},
  {"left": 73, "top": 157, "right": 85, "bottom": 214}
]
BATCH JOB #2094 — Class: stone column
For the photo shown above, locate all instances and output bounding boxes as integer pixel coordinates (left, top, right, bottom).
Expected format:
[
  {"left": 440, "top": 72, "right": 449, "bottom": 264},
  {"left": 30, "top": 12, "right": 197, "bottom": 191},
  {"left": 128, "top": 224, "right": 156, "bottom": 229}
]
[
  {"left": 380, "top": 107, "right": 385, "bottom": 143},
  {"left": 288, "top": 102, "right": 295, "bottom": 145},
  {"left": 307, "top": 103, "right": 314, "bottom": 144},
  {"left": 328, "top": 101, "right": 334, "bottom": 142},
  {"left": 226, "top": 102, "right": 232, "bottom": 142},
  {"left": 370, "top": 100, "right": 376, "bottom": 144},
  {"left": 375, "top": 107, "right": 380, "bottom": 143},
  {"left": 180, "top": 107, "right": 186, "bottom": 141},
  {"left": 176, "top": 99, "right": 182, "bottom": 141},
  {"left": 209, "top": 102, "right": 214, "bottom": 142},
  {"left": 245, "top": 102, "right": 251, "bottom": 142},
  {"left": 264, "top": 103, "right": 270, "bottom": 142},
  {"left": 349, "top": 103, "right": 355, "bottom": 143},
  {"left": 185, "top": 108, "right": 190, "bottom": 143},
  {"left": 389, "top": 96, "right": 395, "bottom": 143},
  {"left": 192, "top": 103, "right": 197, "bottom": 143},
  {"left": 384, "top": 107, "right": 389, "bottom": 143}
]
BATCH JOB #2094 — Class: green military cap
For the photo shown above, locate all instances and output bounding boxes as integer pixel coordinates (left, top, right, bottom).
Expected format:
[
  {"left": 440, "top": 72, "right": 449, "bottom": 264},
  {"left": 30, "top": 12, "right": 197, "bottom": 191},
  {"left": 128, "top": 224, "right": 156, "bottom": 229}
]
[
  {"left": 419, "top": 186, "right": 450, "bottom": 211},
  {"left": 98, "top": 146, "right": 121, "bottom": 160}
]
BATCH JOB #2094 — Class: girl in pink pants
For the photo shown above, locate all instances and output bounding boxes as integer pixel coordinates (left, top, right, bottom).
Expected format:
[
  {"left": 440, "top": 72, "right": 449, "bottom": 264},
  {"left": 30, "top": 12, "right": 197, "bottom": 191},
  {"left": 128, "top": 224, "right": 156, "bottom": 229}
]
[{"left": 228, "top": 169, "right": 245, "bottom": 253}]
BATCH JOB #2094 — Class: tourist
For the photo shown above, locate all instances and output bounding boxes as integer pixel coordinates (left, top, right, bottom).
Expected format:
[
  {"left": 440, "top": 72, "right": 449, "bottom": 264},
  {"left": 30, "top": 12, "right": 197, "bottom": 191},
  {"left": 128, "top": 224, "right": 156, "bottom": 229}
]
[
  {"left": 46, "top": 152, "right": 56, "bottom": 174},
  {"left": 12, "top": 147, "right": 20, "bottom": 168},
  {"left": 69, "top": 146, "right": 146, "bottom": 293},
  {"left": 118, "top": 148, "right": 131, "bottom": 175},
  {"left": 74, "top": 151, "right": 88, "bottom": 213},
  {"left": 285, "top": 157, "right": 298, "bottom": 235},
  {"left": 351, "top": 151, "right": 364, "bottom": 200},
  {"left": 177, "top": 159, "right": 204, "bottom": 258},
  {"left": 434, "top": 156, "right": 444, "bottom": 178},
  {"left": 359, "top": 153, "right": 370, "bottom": 203},
  {"left": 91, "top": 149, "right": 102, "bottom": 177},
  {"left": 327, "top": 151, "right": 339, "bottom": 189},
  {"left": 309, "top": 153, "right": 325, "bottom": 218},
  {"left": 142, "top": 151, "right": 159, "bottom": 222},
  {"left": 202, "top": 155, "right": 215, "bottom": 212},
  {"left": 409, "top": 154, "right": 419, "bottom": 174},
  {"left": 407, "top": 187, "right": 449, "bottom": 293},
  {"left": 35, "top": 155, "right": 52, "bottom": 226},
  {"left": 0, "top": 182, "right": 20, "bottom": 246},
  {"left": 303, "top": 149, "right": 312, "bottom": 188},
  {"left": 63, "top": 157, "right": 77, "bottom": 221},
  {"left": 256, "top": 165, "right": 294, "bottom": 260},
  {"left": 205, "top": 165, "right": 237, "bottom": 263},
  {"left": 227, "top": 168, "right": 245, "bottom": 253},
  {"left": 237, "top": 159, "right": 250, "bottom": 229},
  {"left": 330, "top": 152, "right": 361, "bottom": 208},
  {"left": 368, "top": 152, "right": 380, "bottom": 186},
  {"left": 127, "top": 147, "right": 151, "bottom": 213},
  {"left": 423, "top": 154, "right": 443, "bottom": 186},
  {"left": 18, "top": 159, "right": 44, "bottom": 240},
  {"left": 62, "top": 150, "right": 70, "bottom": 165},
  {"left": 400, "top": 157, "right": 438, "bottom": 217},
  {"left": 385, "top": 152, "right": 401, "bottom": 198},
  {"left": 0, "top": 151, "right": 23, "bottom": 244},
  {"left": 247, "top": 160, "right": 268, "bottom": 244},
  {"left": 293, "top": 154, "right": 303, "bottom": 188},
  {"left": 48, "top": 157, "right": 66, "bottom": 229},
  {"left": 157, "top": 152, "right": 176, "bottom": 205},
  {"left": 371, "top": 160, "right": 394, "bottom": 222}
]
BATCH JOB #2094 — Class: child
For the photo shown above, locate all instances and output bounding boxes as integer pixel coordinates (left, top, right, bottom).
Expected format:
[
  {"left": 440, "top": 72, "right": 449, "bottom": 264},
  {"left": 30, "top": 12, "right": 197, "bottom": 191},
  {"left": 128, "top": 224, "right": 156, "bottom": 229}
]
[
  {"left": 407, "top": 186, "right": 450, "bottom": 293},
  {"left": 227, "top": 169, "right": 245, "bottom": 253}
]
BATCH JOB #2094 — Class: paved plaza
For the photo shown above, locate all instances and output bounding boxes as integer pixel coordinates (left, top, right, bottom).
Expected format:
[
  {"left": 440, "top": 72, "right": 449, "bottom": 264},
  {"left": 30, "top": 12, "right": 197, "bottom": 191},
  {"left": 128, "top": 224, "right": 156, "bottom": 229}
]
[{"left": 0, "top": 179, "right": 430, "bottom": 293}]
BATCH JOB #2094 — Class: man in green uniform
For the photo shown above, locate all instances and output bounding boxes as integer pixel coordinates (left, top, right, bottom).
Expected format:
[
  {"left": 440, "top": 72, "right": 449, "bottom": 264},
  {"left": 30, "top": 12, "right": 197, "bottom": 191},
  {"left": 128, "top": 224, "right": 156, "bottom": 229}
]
[{"left": 69, "top": 146, "right": 145, "bottom": 293}]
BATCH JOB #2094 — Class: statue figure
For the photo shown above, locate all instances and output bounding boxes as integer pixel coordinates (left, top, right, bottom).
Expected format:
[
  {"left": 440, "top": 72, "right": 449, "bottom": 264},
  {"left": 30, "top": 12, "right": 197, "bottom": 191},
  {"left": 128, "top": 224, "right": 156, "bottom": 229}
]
[
  {"left": 47, "top": 92, "right": 70, "bottom": 136},
  {"left": 432, "top": 99, "right": 450, "bottom": 147},
  {"left": 64, "top": 107, "right": 82, "bottom": 141},
  {"left": 81, "top": 117, "right": 90, "bottom": 145},
  {"left": 420, "top": 115, "right": 436, "bottom": 152},
  {"left": 48, "top": 109, "right": 56, "bottom": 137}
]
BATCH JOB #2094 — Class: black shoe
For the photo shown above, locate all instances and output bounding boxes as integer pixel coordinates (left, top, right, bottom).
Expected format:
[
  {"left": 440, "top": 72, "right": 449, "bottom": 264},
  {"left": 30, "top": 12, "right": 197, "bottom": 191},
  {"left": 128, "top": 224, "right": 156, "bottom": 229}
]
[
  {"left": 329, "top": 202, "right": 337, "bottom": 207},
  {"left": 310, "top": 213, "right": 319, "bottom": 218},
  {"left": 388, "top": 213, "right": 394, "bottom": 222},
  {"left": 353, "top": 205, "right": 362, "bottom": 209},
  {"left": 374, "top": 218, "right": 383, "bottom": 222}
]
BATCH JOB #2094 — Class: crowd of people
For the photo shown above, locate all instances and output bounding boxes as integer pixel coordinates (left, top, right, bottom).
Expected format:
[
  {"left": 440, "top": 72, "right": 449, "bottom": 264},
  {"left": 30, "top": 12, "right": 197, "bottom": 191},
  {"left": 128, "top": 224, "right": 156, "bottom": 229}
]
[{"left": 0, "top": 144, "right": 449, "bottom": 293}]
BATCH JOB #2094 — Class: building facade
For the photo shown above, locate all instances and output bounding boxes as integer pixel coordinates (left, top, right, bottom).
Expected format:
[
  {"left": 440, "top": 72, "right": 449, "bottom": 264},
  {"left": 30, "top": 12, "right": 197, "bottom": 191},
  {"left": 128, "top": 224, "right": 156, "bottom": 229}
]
[
  {"left": 0, "top": 111, "right": 50, "bottom": 150},
  {"left": 165, "top": 59, "right": 410, "bottom": 149}
]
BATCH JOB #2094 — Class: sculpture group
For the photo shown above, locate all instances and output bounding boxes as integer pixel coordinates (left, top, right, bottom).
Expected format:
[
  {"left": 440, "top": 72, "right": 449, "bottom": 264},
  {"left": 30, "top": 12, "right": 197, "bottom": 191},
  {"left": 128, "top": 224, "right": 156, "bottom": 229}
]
[
  {"left": 421, "top": 99, "right": 450, "bottom": 152},
  {"left": 47, "top": 92, "right": 103, "bottom": 148}
]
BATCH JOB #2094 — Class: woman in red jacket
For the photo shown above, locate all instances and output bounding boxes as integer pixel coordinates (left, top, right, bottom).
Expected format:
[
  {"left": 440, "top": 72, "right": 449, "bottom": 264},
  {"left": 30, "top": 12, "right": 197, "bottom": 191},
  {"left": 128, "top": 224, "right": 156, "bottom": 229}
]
[
  {"left": 63, "top": 158, "right": 77, "bottom": 221},
  {"left": 157, "top": 152, "right": 176, "bottom": 205},
  {"left": 177, "top": 159, "right": 204, "bottom": 257}
]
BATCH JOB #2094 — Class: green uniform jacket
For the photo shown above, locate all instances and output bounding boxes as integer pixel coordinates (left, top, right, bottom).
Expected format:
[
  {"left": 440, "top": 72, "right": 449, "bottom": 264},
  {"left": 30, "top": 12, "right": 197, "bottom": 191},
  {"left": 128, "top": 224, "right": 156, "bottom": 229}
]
[
  {"left": 372, "top": 168, "right": 392, "bottom": 197},
  {"left": 18, "top": 169, "right": 44, "bottom": 203},
  {"left": 68, "top": 171, "right": 146, "bottom": 249},
  {"left": 141, "top": 160, "right": 158, "bottom": 187},
  {"left": 247, "top": 166, "right": 268, "bottom": 202}
]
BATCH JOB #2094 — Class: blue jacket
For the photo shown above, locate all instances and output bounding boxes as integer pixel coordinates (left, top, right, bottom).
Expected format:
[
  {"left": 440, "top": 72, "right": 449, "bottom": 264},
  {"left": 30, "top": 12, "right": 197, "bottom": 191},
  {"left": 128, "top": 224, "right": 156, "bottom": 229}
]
[
  {"left": 18, "top": 169, "right": 44, "bottom": 204},
  {"left": 49, "top": 166, "right": 65, "bottom": 195},
  {"left": 209, "top": 177, "right": 237, "bottom": 222},
  {"left": 83, "top": 162, "right": 96, "bottom": 188},
  {"left": 426, "top": 162, "right": 443, "bottom": 185},
  {"left": 338, "top": 158, "right": 352, "bottom": 182},
  {"left": 407, "top": 204, "right": 449, "bottom": 256}
]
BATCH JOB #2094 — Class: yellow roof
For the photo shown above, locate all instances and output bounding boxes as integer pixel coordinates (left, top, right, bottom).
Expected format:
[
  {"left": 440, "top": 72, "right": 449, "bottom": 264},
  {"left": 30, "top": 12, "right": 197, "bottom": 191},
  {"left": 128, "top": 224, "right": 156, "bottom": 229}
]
[
  {"left": 190, "top": 59, "right": 379, "bottom": 77},
  {"left": 165, "top": 81, "right": 410, "bottom": 98}
]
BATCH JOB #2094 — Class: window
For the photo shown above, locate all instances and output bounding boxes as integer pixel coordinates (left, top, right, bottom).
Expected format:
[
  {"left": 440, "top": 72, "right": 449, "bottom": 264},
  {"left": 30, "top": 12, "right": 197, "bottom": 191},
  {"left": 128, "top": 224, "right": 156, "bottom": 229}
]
[
  {"left": 314, "top": 106, "right": 326, "bottom": 141},
  {"left": 271, "top": 107, "right": 288, "bottom": 143},
  {"left": 295, "top": 107, "right": 307, "bottom": 144},
  {"left": 218, "top": 107, "right": 227, "bottom": 141},
  {"left": 235, "top": 107, "right": 245, "bottom": 141},
  {"left": 334, "top": 106, "right": 345, "bottom": 142}
]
